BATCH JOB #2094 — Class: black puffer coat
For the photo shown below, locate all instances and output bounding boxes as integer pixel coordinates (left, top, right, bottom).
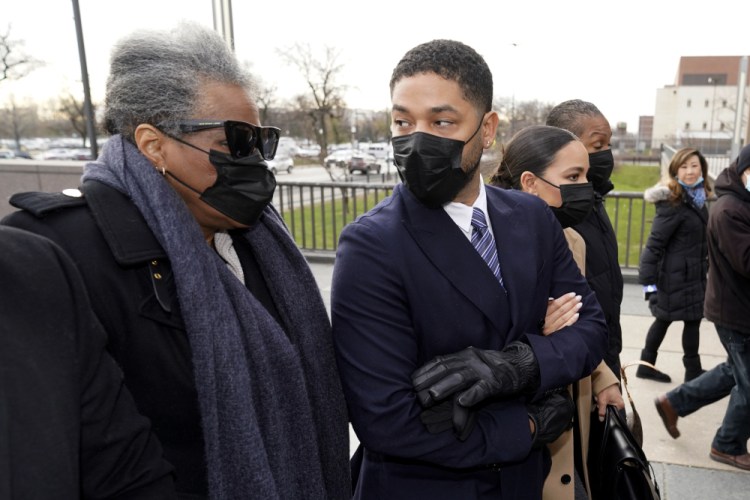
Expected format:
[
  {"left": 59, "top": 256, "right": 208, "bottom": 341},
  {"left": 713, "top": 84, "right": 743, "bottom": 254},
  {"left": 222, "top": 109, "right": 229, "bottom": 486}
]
[{"left": 638, "top": 184, "right": 708, "bottom": 321}]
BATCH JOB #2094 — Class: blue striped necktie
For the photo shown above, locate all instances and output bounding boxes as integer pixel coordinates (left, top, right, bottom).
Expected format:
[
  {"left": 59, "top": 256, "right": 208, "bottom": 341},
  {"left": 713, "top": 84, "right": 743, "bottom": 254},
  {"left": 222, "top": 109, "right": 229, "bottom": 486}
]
[{"left": 471, "top": 207, "right": 504, "bottom": 288}]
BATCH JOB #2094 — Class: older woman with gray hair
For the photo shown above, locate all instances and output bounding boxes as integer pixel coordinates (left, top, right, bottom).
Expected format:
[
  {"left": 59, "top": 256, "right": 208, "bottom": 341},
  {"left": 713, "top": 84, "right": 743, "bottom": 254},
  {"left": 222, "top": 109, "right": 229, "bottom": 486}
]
[{"left": 2, "top": 22, "right": 350, "bottom": 499}]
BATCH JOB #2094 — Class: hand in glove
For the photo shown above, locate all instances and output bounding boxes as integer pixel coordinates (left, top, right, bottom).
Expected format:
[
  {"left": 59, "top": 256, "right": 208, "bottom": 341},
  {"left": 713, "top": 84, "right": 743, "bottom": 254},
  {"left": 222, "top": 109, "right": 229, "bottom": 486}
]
[
  {"left": 418, "top": 396, "right": 478, "bottom": 441},
  {"left": 412, "top": 341, "right": 541, "bottom": 408},
  {"left": 527, "top": 389, "right": 575, "bottom": 449}
]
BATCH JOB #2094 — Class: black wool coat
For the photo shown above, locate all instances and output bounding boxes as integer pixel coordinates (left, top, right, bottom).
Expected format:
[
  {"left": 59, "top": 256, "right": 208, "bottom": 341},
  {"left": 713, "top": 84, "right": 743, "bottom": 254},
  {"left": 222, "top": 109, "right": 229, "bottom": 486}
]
[
  {"left": 638, "top": 185, "right": 708, "bottom": 321},
  {"left": 2, "top": 182, "right": 209, "bottom": 497},
  {"left": 0, "top": 226, "right": 175, "bottom": 499}
]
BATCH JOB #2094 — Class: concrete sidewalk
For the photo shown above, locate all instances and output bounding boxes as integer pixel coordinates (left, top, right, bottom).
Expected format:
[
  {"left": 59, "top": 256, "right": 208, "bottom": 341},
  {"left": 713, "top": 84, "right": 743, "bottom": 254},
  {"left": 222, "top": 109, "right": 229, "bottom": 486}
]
[
  {"left": 307, "top": 260, "right": 750, "bottom": 499},
  {"left": 620, "top": 313, "right": 749, "bottom": 499}
]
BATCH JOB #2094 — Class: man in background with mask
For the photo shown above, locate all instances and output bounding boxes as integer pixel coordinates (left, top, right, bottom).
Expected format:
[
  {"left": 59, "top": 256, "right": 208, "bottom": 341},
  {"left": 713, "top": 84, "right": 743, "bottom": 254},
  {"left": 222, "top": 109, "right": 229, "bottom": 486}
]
[
  {"left": 2, "top": 22, "right": 350, "bottom": 500},
  {"left": 654, "top": 146, "right": 750, "bottom": 471},
  {"left": 546, "top": 100, "right": 624, "bottom": 380},
  {"left": 331, "top": 39, "right": 608, "bottom": 499}
]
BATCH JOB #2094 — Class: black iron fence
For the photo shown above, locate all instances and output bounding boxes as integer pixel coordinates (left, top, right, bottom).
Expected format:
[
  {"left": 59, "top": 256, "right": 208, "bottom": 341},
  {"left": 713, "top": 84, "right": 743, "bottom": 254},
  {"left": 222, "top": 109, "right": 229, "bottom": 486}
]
[
  {"left": 275, "top": 179, "right": 665, "bottom": 270},
  {"left": 0, "top": 159, "right": 710, "bottom": 271}
]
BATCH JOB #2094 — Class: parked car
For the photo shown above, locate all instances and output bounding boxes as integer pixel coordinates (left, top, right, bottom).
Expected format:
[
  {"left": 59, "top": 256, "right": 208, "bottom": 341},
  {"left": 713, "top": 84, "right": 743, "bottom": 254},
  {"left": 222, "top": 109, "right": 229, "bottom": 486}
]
[
  {"left": 324, "top": 149, "right": 356, "bottom": 169},
  {"left": 324, "top": 149, "right": 381, "bottom": 174},
  {"left": 348, "top": 152, "right": 381, "bottom": 174},
  {"left": 363, "top": 143, "right": 391, "bottom": 161},
  {"left": 41, "top": 148, "right": 93, "bottom": 161},
  {"left": 11, "top": 149, "right": 33, "bottom": 159},
  {"left": 297, "top": 145, "right": 321, "bottom": 158},
  {"left": 268, "top": 154, "right": 294, "bottom": 174}
]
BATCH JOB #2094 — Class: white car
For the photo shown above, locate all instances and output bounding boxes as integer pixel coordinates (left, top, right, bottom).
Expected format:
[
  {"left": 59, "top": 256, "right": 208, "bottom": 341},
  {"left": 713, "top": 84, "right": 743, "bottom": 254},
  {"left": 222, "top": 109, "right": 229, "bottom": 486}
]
[{"left": 268, "top": 154, "right": 294, "bottom": 174}]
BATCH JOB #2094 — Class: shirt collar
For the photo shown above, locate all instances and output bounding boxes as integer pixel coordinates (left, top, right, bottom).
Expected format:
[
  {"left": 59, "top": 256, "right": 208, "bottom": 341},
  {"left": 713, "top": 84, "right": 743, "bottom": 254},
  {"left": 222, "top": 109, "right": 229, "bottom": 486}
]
[{"left": 443, "top": 178, "right": 491, "bottom": 237}]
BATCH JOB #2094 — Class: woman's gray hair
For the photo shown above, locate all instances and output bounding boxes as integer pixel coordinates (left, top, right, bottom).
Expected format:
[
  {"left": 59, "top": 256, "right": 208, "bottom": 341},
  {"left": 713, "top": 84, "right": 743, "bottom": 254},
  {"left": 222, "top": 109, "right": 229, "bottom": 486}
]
[{"left": 104, "top": 21, "right": 255, "bottom": 141}]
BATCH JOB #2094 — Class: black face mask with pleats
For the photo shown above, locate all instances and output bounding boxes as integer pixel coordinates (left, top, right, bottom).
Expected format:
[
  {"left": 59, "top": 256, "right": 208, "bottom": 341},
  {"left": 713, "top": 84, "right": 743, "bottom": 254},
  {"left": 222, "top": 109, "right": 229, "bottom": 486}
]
[
  {"left": 537, "top": 176, "right": 595, "bottom": 228},
  {"left": 391, "top": 121, "right": 483, "bottom": 208},
  {"left": 165, "top": 137, "right": 277, "bottom": 225},
  {"left": 587, "top": 149, "right": 615, "bottom": 195}
]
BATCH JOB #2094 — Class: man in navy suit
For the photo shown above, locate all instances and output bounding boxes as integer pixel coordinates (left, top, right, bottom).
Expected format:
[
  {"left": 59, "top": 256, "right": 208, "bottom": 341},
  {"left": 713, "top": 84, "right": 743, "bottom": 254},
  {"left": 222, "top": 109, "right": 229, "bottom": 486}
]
[{"left": 331, "top": 40, "right": 608, "bottom": 499}]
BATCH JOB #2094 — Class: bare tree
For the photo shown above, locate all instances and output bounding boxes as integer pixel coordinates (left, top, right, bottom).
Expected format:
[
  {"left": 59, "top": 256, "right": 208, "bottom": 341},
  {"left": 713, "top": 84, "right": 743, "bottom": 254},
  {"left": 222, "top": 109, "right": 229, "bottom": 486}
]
[
  {"left": 0, "top": 97, "right": 38, "bottom": 149},
  {"left": 277, "top": 43, "right": 348, "bottom": 165},
  {"left": 494, "top": 97, "right": 555, "bottom": 144},
  {"left": 0, "top": 24, "right": 40, "bottom": 83},
  {"left": 256, "top": 81, "right": 278, "bottom": 125},
  {"left": 58, "top": 92, "right": 92, "bottom": 147}
]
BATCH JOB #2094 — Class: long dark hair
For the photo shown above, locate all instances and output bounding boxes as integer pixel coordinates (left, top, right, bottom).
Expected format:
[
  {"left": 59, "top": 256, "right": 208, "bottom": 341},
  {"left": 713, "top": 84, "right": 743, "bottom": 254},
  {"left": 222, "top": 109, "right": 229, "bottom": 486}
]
[
  {"left": 664, "top": 147, "right": 712, "bottom": 205},
  {"left": 489, "top": 125, "right": 579, "bottom": 189}
]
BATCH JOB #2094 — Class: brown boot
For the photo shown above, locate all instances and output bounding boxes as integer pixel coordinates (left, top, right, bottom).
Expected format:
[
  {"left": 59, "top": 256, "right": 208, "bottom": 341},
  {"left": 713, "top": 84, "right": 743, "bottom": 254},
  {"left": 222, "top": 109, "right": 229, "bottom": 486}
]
[
  {"left": 654, "top": 394, "right": 680, "bottom": 438},
  {"left": 710, "top": 448, "right": 750, "bottom": 471}
]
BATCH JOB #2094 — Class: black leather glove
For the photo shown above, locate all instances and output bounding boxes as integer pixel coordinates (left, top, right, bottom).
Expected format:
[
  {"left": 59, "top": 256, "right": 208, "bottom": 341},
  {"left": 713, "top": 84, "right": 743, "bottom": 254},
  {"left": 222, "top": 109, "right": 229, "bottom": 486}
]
[
  {"left": 418, "top": 396, "right": 477, "bottom": 441},
  {"left": 527, "top": 389, "right": 575, "bottom": 449},
  {"left": 412, "top": 341, "right": 541, "bottom": 408}
]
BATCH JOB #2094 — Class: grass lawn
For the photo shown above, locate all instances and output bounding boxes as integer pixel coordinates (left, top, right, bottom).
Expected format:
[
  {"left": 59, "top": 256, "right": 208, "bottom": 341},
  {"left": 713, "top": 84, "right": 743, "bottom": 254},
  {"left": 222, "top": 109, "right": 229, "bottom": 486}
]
[
  {"left": 280, "top": 187, "right": 392, "bottom": 251},
  {"left": 606, "top": 164, "right": 661, "bottom": 267}
]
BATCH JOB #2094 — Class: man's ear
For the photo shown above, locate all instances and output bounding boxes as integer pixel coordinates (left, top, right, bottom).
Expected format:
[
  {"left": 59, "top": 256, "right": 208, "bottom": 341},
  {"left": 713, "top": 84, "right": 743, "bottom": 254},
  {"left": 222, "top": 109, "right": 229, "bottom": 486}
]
[
  {"left": 482, "top": 111, "right": 500, "bottom": 148},
  {"left": 134, "top": 124, "right": 168, "bottom": 171},
  {"left": 520, "top": 171, "right": 538, "bottom": 195}
]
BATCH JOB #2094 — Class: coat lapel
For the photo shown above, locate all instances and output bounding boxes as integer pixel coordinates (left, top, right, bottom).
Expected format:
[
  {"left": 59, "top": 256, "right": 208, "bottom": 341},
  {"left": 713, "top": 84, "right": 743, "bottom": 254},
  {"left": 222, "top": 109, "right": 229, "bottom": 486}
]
[
  {"left": 485, "top": 185, "right": 541, "bottom": 338},
  {"left": 397, "top": 184, "right": 509, "bottom": 336}
]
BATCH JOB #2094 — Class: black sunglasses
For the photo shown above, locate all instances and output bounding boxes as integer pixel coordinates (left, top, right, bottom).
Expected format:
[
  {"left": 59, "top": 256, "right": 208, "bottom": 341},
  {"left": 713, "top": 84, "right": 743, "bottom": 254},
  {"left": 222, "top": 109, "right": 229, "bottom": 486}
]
[{"left": 175, "top": 120, "right": 280, "bottom": 160}]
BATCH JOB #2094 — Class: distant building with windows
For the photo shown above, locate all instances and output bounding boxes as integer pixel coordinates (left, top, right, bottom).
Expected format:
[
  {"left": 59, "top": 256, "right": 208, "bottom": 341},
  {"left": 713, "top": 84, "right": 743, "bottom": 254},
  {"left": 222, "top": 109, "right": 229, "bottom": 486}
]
[
  {"left": 652, "top": 56, "right": 749, "bottom": 155},
  {"left": 638, "top": 115, "right": 653, "bottom": 151}
]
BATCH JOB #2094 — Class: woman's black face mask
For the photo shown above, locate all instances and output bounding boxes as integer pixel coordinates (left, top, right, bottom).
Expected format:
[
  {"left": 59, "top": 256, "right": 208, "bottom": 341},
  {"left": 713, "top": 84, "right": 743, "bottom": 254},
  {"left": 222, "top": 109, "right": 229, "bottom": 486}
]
[
  {"left": 391, "top": 121, "right": 483, "bottom": 208},
  {"left": 537, "top": 176, "right": 595, "bottom": 228},
  {"left": 162, "top": 133, "right": 277, "bottom": 226},
  {"left": 198, "top": 150, "right": 277, "bottom": 225}
]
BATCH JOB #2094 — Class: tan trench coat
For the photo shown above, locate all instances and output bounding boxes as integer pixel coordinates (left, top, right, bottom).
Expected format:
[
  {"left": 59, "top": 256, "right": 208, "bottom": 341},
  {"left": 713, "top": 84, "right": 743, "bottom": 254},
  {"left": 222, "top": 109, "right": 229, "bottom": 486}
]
[{"left": 542, "top": 229, "right": 619, "bottom": 500}]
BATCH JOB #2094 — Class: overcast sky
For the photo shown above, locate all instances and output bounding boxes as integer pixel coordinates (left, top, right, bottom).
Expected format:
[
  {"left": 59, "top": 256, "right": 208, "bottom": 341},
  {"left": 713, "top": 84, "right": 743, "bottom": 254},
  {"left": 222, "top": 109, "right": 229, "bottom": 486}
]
[{"left": 3, "top": 0, "right": 749, "bottom": 133}]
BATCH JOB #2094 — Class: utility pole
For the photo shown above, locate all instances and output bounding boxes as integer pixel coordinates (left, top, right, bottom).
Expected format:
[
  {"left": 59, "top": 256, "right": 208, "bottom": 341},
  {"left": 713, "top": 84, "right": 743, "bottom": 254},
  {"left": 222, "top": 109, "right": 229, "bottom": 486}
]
[
  {"left": 71, "top": 0, "right": 97, "bottom": 159},
  {"left": 212, "top": 0, "right": 235, "bottom": 50},
  {"left": 734, "top": 56, "right": 749, "bottom": 159},
  {"left": 707, "top": 76, "right": 718, "bottom": 154}
]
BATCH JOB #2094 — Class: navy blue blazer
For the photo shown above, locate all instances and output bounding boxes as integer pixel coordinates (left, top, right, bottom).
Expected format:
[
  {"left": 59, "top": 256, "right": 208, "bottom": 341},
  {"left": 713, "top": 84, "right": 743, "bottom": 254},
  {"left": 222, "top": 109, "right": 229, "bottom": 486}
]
[{"left": 331, "top": 183, "right": 608, "bottom": 499}]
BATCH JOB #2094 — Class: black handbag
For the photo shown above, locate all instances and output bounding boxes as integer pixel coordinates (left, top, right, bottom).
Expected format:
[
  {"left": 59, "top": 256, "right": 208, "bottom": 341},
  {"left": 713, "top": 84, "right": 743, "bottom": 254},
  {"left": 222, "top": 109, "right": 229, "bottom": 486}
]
[{"left": 587, "top": 365, "right": 661, "bottom": 499}]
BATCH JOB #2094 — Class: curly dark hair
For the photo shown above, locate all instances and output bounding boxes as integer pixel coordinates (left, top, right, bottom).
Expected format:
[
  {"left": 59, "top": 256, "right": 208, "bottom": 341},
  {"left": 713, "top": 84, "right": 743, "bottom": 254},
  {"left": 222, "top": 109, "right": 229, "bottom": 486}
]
[
  {"left": 389, "top": 39, "right": 493, "bottom": 114},
  {"left": 545, "top": 99, "right": 603, "bottom": 138},
  {"left": 489, "top": 125, "right": 579, "bottom": 189}
]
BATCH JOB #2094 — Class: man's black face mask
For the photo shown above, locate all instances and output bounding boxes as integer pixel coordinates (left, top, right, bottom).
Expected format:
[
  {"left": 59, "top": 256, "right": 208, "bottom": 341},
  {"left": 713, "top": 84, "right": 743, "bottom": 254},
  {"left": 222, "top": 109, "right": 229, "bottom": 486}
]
[{"left": 391, "top": 121, "right": 483, "bottom": 208}]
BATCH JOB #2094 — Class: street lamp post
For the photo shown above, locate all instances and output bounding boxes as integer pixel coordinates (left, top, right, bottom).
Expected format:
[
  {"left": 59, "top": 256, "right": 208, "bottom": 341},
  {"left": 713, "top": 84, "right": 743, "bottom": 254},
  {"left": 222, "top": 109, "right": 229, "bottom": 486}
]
[
  {"left": 212, "top": 0, "right": 234, "bottom": 50},
  {"left": 71, "top": 0, "right": 97, "bottom": 159}
]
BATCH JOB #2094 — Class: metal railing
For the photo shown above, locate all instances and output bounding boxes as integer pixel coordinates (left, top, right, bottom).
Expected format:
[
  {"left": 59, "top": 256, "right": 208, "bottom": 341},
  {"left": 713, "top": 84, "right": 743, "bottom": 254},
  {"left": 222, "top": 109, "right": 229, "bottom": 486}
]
[
  {"left": 0, "top": 159, "right": 710, "bottom": 271},
  {"left": 276, "top": 179, "right": 663, "bottom": 270}
]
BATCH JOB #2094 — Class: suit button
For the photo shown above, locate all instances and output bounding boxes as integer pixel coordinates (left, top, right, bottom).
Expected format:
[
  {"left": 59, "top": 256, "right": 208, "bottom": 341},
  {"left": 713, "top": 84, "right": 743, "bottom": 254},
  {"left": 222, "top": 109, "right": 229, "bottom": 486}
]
[
  {"left": 561, "top": 474, "right": 571, "bottom": 485},
  {"left": 488, "top": 463, "right": 502, "bottom": 472}
]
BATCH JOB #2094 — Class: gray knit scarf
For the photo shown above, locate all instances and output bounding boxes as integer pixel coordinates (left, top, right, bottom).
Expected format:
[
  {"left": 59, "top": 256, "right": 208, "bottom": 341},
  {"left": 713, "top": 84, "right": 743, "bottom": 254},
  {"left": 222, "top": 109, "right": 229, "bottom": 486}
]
[{"left": 82, "top": 136, "right": 350, "bottom": 499}]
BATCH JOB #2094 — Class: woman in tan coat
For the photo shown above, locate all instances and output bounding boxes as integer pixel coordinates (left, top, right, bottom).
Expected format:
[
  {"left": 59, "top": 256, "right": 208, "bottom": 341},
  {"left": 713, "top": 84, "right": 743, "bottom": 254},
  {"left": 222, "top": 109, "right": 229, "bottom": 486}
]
[{"left": 491, "top": 125, "right": 624, "bottom": 499}]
